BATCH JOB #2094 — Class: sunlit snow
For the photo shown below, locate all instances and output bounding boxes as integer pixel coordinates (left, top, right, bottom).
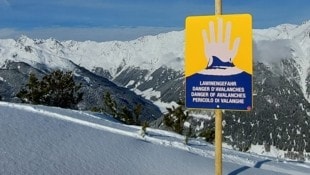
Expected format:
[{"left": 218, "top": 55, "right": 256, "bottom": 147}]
[{"left": 0, "top": 102, "right": 309, "bottom": 175}]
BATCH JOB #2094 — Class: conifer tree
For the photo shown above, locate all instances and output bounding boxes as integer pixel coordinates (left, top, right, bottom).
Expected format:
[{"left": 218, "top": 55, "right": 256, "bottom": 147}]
[
  {"left": 103, "top": 91, "right": 117, "bottom": 117},
  {"left": 101, "top": 91, "right": 143, "bottom": 125},
  {"left": 140, "top": 121, "right": 149, "bottom": 137},
  {"left": 17, "top": 73, "right": 42, "bottom": 104},
  {"left": 17, "top": 70, "right": 83, "bottom": 109},
  {"left": 133, "top": 103, "right": 143, "bottom": 125},
  {"left": 163, "top": 100, "right": 189, "bottom": 134},
  {"left": 119, "top": 106, "right": 135, "bottom": 125},
  {"left": 199, "top": 128, "right": 215, "bottom": 143}
]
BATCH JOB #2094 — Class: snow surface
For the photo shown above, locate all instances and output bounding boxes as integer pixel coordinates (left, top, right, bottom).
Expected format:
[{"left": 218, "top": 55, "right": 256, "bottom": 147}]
[{"left": 0, "top": 102, "right": 309, "bottom": 175}]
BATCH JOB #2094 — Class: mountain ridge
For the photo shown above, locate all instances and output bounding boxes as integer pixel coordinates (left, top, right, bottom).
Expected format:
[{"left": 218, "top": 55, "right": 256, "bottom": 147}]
[
  {"left": 1, "top": 21, "right": 310, "bottom": 158},
  {"left": 1, "top": 21, "right": 310, "bottom": 102}
]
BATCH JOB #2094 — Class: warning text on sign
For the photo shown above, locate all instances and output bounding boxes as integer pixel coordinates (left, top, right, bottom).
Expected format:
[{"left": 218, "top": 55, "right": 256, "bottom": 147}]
[{"left": 191, "top": 81, "right": 246, "bottom": 104}]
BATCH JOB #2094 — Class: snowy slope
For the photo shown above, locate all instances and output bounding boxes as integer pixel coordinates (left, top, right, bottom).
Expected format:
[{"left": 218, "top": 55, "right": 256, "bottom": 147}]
[{"left": 0, "top": 102, "right": 309, "bottom": 175}]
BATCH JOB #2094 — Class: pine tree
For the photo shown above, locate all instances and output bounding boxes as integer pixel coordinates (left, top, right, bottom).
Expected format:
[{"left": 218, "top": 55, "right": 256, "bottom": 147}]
[
  {"left": 17, "top": 70, "right": 83, "bottom": 109},
  {"left": 199, "top": 128, "right": 215, "bottom": 143},
  {"left": 163, "top": 100, "right": 189, "bottom": 134},
  {"left": 133, "top": 103, "right": 143, "bottom": 125},
  {"left": 17, "top": 73, "right": 42, "bottom": 104},
  {"left": 185, "top": 125, "right": 193, "bottom": 145},
  {"left": 102, "top": 92, "right": 143, "bottom": 125},
  {"left": 103, "top": 91, "right": 117, "bottom": 117},
  {"left": 140, "top": 121, "right": 149, "bottom": 137},
  {"left": 119, "top": 106, "right": 135, "bottom": 125},
  {"left": 40, "top": 70, "right": 83, "bottom": 108}
]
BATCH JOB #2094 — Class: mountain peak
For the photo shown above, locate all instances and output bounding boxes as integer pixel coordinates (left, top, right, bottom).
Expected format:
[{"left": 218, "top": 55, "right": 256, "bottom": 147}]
[
  {"left": 17, "top": 35, "right": 35, "bottom": 45},
  {"left": 302, "top": 19, "right": 310, "bottom": 25}
]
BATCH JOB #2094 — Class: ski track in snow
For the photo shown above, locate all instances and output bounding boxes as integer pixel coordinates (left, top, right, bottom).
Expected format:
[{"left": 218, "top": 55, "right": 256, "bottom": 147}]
[{"left": 1, "top": 102, "right": 309, "bottom": 175}]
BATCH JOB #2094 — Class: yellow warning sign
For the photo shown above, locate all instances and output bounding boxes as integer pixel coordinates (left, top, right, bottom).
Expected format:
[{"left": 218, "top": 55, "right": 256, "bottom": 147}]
[{"left": 185, "top": 14, "right": 253, "bottom": 110}]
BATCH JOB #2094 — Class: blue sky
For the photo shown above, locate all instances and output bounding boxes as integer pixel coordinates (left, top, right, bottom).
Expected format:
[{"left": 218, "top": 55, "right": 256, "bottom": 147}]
[{"left": 0, "top": 0, "right": 309, "bottom": 41}]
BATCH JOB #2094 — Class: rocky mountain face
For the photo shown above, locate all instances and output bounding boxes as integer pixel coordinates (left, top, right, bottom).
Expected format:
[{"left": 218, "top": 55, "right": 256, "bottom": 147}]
[
  {"left": 110, "top": 66, "right": 184, "bottom": 103},
  {"left": 201, "top": 62, "right": 310, "bottom": 154},
  {"left": 1, "top": 21, "right": 310, "bottom": 158},
  {"left": 0, "top": 61, "right": 162, "bottom": 122}
]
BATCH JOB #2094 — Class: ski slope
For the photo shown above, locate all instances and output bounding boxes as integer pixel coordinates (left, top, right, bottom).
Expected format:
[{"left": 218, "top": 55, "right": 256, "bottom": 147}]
[{"left": 0, "top": 102, "right": 309, "bottom": 175}]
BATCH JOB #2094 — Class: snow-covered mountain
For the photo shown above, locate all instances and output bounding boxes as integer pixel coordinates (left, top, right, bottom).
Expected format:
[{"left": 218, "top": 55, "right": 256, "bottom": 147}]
[
  {"left": 2, "top": 21, "right": 310, "bottom": 104},
  {"left": 1, "top": 21, "right": 310, "bottom": 158},
  {"left": 0, "top": 31, "right": 183, "bottom": 76},
  {"left": 0, "top": 32, "right": 185, "bottom": 105},
  {"left": 254, "top": 20, "right": 310, "bottom": 100},
  {"left": 1, "top": 101, "right": 309, "bottom": 175},
  {"left": 0, "top": 37, "right": 163, "bottom": 121}
]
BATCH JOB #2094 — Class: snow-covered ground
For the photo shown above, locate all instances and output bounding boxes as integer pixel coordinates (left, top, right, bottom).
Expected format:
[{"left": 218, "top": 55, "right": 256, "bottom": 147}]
[{"left": 0, "top": 102, "right": 309, "bottom": 175}]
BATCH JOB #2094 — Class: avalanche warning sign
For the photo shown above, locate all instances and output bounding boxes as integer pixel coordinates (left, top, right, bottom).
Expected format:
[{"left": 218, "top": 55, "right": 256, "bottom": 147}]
[{"left": 185, "top": 14, "right": 253, "bottom": 110}]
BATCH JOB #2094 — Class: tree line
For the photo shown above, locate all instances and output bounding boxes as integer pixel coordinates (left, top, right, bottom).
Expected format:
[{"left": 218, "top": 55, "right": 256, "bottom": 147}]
[
  {"left": 17, "top": 70, "right": 143, "bottom": 125},
  {"left": 16, "top": 70, "right": 215, "bottom": 143}
]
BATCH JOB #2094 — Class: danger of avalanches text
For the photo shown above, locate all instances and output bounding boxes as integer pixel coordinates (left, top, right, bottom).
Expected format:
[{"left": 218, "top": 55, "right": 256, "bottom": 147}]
[{"left": 191, "top": 81, "right": 246, "bottom": 104}]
